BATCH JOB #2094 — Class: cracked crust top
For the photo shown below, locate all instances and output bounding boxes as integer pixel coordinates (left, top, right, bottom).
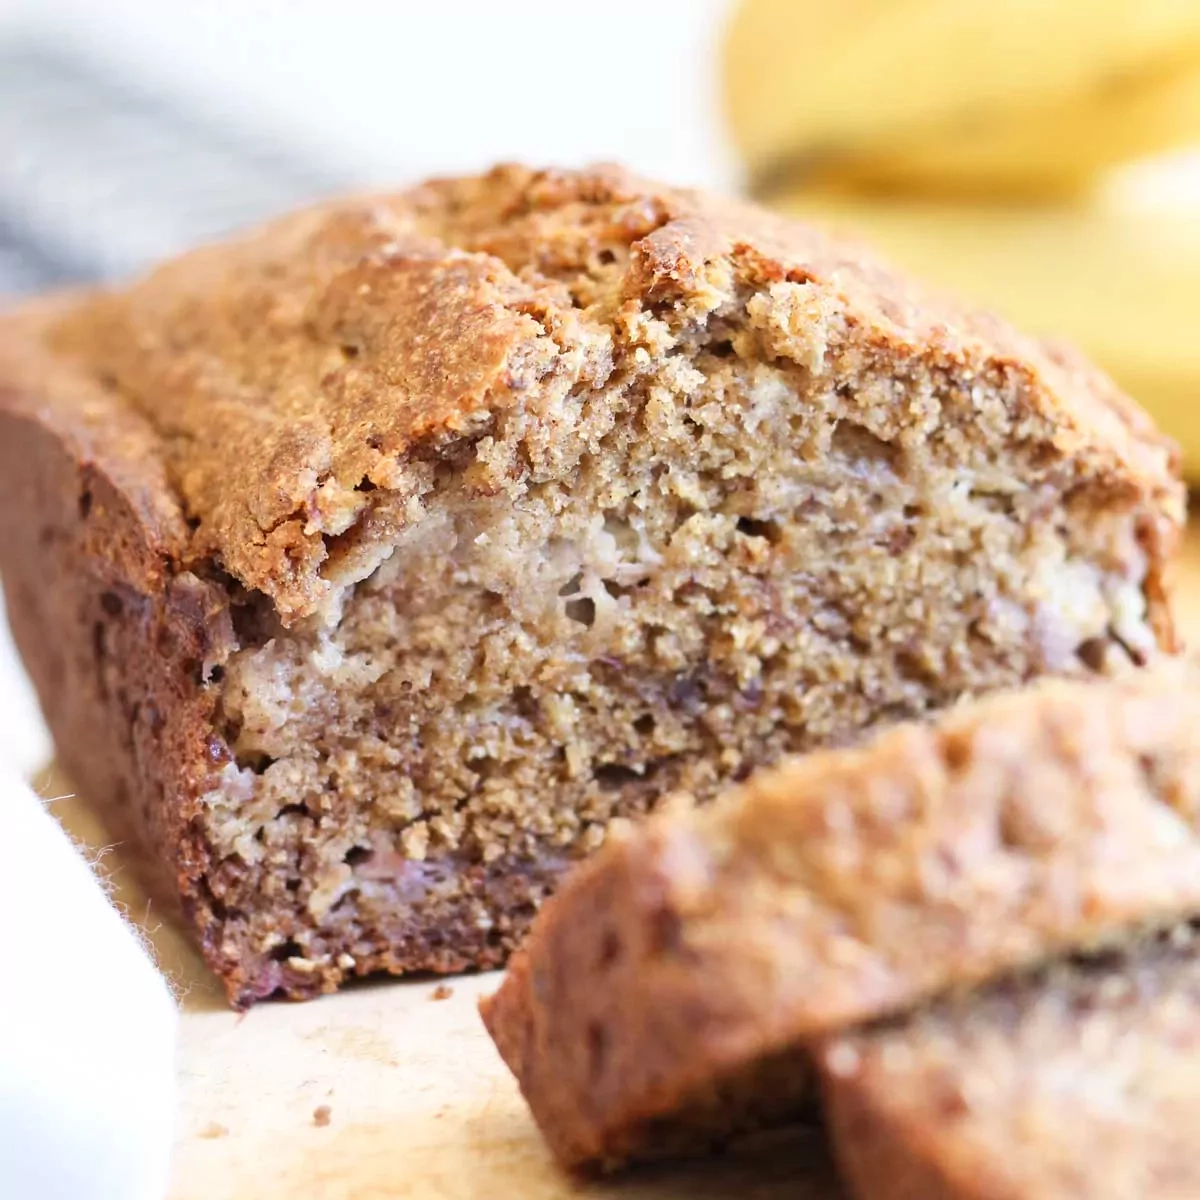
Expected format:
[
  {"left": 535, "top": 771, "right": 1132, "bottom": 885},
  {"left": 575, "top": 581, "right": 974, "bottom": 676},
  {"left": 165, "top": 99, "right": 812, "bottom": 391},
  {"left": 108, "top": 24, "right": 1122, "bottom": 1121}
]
[{"left": 0, "top": 163, "right": 1179, "bottom": 625}]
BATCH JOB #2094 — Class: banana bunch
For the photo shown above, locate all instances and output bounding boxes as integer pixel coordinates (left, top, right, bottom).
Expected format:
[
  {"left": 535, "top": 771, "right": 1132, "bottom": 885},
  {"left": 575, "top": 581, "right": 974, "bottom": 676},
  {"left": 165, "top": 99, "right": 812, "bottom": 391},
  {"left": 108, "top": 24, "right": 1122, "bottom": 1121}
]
[
  {"left": 725, "top": 0, "right": 1200, "bottom": 197},
  {"left": 723, "top": 0, "right": 1200, "bottom": 471}
]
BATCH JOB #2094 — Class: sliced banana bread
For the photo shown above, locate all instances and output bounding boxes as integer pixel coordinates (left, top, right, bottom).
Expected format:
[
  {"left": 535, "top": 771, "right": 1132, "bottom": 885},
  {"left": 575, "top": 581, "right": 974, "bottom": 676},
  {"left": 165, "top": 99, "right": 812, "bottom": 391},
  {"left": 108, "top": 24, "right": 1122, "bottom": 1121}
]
[{"left": 481, "top": 664, "right": 1200, "bottom": 1169}]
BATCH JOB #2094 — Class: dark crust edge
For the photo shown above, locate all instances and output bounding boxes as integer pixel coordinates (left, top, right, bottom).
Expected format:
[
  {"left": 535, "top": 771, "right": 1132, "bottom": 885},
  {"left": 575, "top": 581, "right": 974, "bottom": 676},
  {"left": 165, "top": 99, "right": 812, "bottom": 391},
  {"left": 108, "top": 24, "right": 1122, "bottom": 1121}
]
[
  {"left": 478, "top": 828, "right": 839, "bottom": 1172},
  {"left": 0, "top": 390, "right": 581, "bottom": 1007},
  {"left": 477, "top": 829, "right": 755, "bottom": 1168},
  {"left": 817, "top": 1061, "right": 980, "bottom": 1200},
  {"left": 0, "top": 398, "right": 233, "bottom": 972}
]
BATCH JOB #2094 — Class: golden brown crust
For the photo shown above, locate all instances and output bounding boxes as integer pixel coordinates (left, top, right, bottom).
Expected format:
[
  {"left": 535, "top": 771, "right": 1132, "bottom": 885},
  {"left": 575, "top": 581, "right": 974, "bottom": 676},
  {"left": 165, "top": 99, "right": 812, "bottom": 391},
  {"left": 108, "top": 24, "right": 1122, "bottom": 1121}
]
[
  {"left": 38, "top": 162, "right": 1181, "bottom": 624},
  {"left": 481, "top": 663, "right": 1200, "bottom": 1169}
]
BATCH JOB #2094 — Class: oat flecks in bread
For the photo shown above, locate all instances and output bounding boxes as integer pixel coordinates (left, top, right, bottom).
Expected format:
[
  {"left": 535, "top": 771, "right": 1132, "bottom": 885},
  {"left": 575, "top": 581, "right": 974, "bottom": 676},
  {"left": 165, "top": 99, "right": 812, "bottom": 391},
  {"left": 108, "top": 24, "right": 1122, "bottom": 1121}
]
[
  {"left": 480, "top": 664, "right": 1200, "bottom": 1171},
  {"left": 821, "top": 927, "right": 1200, "bottom": 1200},
  {"left": 0, "top": 164, "right": 1182, "bottom": 1007}
]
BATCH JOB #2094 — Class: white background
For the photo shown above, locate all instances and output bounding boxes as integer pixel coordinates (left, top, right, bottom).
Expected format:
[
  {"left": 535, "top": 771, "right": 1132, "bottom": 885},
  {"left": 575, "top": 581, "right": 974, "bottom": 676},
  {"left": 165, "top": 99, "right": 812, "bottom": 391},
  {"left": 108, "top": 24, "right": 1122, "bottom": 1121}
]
[{"left": 0, "top": 0, "right": 737, "bottom": 190}]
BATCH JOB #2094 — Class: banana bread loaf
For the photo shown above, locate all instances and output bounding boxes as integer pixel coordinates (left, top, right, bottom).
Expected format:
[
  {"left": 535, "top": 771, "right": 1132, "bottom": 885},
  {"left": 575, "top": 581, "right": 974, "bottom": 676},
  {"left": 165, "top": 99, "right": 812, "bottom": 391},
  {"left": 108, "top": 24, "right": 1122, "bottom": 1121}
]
[
  {"left": 481, "top": 663, "right": 1200, "bottom": 1170},
  {"left": 0, "top": 164, "right": 1183, "bottom": 1007}
]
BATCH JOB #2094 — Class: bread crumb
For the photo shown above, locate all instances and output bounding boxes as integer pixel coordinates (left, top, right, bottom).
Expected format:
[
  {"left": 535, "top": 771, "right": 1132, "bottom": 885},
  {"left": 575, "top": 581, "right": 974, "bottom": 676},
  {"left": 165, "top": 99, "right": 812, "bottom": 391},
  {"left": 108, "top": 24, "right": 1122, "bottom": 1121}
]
[
  {"left": 400, "top": 820, "right": 430, "bottom": 861},
  {"left": 198, "top": 1122, "right": 228, "bottom": 1140},
  {"left": 823, "top": 1041, "right": 861, "bottom": 1079},
  {"left": 431, "top": 983, "right": 454, "bottom": 1000},
  {"left": 312, "top": 1105, "right": 332, "bottom": 1127}
]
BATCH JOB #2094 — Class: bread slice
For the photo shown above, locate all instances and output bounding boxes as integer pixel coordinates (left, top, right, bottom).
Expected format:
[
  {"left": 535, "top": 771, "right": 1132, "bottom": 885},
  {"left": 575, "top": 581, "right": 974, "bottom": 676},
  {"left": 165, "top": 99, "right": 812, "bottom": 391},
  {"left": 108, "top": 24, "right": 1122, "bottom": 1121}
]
[
  {"left": 820, "top": 926, "right": 1200, "bottom": 1200},
  {"left": 481, "top": 663, "right": 1200, "bottom": 1170},
  {"left": 0, "top": 164, "right": 1182, "bottom": 1006}
]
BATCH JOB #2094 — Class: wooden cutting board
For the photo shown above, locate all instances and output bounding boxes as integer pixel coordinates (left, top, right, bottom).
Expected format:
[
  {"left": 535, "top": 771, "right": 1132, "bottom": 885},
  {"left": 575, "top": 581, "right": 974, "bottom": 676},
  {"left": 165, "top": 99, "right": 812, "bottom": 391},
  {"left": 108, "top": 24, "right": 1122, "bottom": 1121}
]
[{"left": 42, "top": 524, "right": 1200, "bottom": 1200}]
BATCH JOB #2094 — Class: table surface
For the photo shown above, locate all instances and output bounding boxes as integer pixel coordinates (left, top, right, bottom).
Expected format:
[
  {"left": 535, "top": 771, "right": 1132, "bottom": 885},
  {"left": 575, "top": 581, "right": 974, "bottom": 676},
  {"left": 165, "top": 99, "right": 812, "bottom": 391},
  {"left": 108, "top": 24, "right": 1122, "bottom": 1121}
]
[
  {"left": 41, "top": 774, "right": 842, "bottom": 1200},
  {"left": 26, "top": 522, "right": 1200, "bottom": 1200}
]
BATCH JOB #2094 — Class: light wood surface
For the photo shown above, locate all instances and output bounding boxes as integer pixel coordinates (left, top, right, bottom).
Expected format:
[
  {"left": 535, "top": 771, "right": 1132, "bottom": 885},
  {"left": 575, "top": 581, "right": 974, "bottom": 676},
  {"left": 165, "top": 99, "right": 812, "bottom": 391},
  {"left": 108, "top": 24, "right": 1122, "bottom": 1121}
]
[
  {"left": 42, "top": 526, "right": 1200, "bottom": 1200},
  {"left": 42, "top": 765, "right": 842, "bottom": 1200}
]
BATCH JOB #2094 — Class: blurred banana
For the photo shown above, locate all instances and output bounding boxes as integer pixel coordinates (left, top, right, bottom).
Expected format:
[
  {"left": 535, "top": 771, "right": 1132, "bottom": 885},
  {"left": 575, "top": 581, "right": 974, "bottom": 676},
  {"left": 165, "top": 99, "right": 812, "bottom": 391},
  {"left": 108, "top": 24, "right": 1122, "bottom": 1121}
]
[
  {"left": 725, "top": 0, "right": 1200, "bottom": 195},
  {"left": 821, "top": 52, "right": 1200, "bottom": 197},
  {"left": 775, "top": 184, "right": 1200, "bottom": 469}
]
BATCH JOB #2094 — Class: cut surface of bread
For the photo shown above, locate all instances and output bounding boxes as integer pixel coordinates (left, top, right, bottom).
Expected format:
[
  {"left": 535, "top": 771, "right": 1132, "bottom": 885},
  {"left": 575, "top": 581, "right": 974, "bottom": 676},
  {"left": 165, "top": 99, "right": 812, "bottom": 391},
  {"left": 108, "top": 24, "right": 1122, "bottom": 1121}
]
[
  {"left": 481, "top": 664, "right": 1200, "bottom": 1170},
  {"left": 821, "top": 926, "right": 1200, "bottom": 1200},
  {"left": 0, "top": 164, "right": 1182, "bottom": 1006}
]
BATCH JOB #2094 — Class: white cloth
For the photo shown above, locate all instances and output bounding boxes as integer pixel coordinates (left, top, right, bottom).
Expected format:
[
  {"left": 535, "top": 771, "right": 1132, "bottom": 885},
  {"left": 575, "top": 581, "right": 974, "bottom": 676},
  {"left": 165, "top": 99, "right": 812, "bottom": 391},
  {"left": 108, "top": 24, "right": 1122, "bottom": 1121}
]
[{"left": 0, "top": 772, "right": 177, "bottom": 1200}]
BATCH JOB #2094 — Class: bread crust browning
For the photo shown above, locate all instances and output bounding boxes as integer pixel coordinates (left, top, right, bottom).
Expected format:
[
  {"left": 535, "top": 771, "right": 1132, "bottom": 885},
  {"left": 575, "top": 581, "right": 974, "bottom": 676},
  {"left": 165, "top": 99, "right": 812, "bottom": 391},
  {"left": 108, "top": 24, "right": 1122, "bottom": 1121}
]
[
  {"left": 0, "top": 304, "right": 234, "bottom": 965},
  {"left": 41, "top": 163, "right": 1184, "bottom": 627}
]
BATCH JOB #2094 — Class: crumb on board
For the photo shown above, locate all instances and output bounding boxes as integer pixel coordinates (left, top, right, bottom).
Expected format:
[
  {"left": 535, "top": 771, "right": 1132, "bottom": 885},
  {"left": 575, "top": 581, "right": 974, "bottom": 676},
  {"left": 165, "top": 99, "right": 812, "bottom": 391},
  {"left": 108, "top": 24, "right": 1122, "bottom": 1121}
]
[
  {"left": 313, "top": 1104, "right": 332, "bottom": 1127},
  {"left": 431, "top": 983, "right": 454, "bottom": 1000},
  {"left": 198, "top": 1122, "right": 228, "bottom": 1140}
]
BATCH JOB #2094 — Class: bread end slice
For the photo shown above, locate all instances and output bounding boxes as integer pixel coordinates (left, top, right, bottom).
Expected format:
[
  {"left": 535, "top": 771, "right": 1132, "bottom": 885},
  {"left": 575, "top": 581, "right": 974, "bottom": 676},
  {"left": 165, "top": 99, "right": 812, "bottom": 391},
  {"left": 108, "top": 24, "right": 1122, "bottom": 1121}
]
[{"left": 821, "top": 926, "right": 1200, "bottom": 1200}]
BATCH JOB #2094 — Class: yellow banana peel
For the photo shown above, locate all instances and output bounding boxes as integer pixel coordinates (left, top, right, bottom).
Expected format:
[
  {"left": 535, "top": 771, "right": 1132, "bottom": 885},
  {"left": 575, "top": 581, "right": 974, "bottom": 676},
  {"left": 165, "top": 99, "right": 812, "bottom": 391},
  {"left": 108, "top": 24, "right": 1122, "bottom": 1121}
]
[
  {"left": 774, "top": 185, "right": 1200, "bottom": 472},
  {"left": 725, "top": 0, "right": 1200, "bottom": 196},
  {"left": 817, "top": 52, "right": 1200, "bottom": 198}
]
